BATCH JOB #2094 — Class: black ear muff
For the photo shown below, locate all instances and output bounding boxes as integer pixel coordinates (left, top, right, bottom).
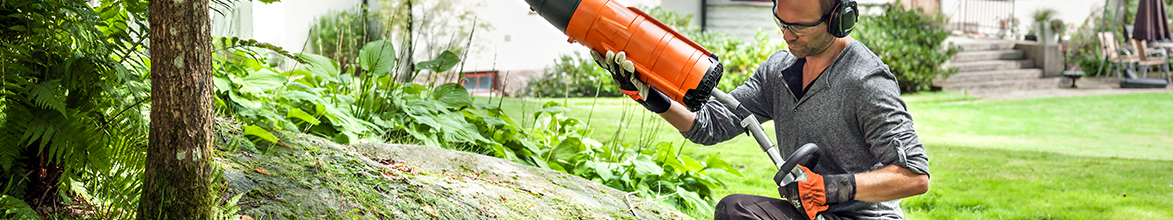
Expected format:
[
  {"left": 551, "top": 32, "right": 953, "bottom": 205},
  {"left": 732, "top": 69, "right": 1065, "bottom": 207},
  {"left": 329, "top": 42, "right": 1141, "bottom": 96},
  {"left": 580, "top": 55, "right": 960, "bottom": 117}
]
[{"left": 827, "top": 0, "right": 858, "bottom": 38}]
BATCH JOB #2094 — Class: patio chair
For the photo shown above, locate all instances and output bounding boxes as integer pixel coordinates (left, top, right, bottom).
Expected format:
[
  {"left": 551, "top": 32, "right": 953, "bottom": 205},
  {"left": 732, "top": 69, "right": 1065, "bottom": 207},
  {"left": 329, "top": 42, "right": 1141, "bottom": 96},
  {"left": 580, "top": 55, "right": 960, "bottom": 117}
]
[
  {"left": 1129, "top": 39, "right": 1171, "bottom": 79},
  {"left": 1098, "top": 32, "right": 1171, "bottom": 80}
]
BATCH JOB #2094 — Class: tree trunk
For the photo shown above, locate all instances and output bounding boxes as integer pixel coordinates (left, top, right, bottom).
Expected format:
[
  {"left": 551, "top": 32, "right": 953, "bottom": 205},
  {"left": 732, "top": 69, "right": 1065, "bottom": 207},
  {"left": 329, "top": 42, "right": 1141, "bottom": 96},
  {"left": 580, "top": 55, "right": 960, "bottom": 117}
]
[{"left": 140, "top": 0, "right": 215, "bottom": 218}]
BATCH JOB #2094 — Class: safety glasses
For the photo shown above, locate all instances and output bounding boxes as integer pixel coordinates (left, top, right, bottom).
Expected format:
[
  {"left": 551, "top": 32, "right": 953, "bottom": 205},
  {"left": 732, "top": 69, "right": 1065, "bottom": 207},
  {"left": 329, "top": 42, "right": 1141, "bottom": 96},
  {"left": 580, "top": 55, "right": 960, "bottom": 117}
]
[{"left": 773, "top": 8, "right": 831, "bottom": 36}]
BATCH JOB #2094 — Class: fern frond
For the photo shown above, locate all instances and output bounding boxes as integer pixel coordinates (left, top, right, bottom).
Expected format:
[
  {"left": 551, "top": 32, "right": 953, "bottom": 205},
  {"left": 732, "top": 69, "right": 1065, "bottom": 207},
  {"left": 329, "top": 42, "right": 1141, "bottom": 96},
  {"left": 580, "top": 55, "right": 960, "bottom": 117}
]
[
  {"left": 25, "top": 80, "right": 68, "bottom": 117},
  {"left": 0, "top": 105, "right": 31, "bottom": 172}
]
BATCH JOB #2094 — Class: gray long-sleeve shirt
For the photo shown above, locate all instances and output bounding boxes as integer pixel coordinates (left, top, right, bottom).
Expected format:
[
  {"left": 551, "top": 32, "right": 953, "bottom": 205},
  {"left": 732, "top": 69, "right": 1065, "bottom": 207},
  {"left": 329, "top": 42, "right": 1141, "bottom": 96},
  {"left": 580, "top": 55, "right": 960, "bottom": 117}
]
[{"left": 682, "top": 41, "right": 929, "bottom": 220}]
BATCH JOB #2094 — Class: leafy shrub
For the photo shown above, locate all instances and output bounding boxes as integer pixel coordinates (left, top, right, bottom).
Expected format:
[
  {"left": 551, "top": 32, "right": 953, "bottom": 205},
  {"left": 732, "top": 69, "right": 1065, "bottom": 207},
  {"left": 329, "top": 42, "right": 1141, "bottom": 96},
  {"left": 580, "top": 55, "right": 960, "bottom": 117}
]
[
  {"left": 1066, "top": 12, "right": 1106, "bottom": 76},
  {"left": 526, "top": 52, "right": 622, "bottom": 98},
  {"left": 215, "top": 39, "right": 737, "bottom": 215},
  {"left": 709, "top": 30, "right": 787, "bottom": 92},
  {"left": 853, "top": 3, "right": 960, "bottom": 92},
  {"left": 307, "top": 9, "right": 375, "bottom": 73},
  {"left": 480, "top": 101, "right": 742, "bottom": 214}
]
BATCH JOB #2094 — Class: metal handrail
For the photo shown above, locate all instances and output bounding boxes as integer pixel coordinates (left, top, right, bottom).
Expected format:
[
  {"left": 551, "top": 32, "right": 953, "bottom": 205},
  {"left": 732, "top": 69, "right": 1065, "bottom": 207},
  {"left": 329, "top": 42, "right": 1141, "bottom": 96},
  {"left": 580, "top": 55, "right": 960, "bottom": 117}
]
[{"left": 950, "top": 0, "right": 1017, "bottom": 39}]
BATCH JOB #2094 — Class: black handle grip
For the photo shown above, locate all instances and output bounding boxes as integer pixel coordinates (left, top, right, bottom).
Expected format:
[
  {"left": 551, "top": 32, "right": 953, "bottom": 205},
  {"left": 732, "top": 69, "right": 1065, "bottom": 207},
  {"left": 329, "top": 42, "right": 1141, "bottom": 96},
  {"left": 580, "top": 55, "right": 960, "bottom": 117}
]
[{"left": 773, "top": 143, "right": 819, "bottom": 185}]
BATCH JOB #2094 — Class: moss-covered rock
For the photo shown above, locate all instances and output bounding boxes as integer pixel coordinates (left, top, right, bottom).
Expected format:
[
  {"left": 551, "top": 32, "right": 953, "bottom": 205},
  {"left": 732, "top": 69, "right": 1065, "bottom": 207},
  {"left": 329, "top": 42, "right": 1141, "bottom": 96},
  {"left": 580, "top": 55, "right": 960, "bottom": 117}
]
[{"left": 215, "top": 132, "right": 691, "bottom": 219}]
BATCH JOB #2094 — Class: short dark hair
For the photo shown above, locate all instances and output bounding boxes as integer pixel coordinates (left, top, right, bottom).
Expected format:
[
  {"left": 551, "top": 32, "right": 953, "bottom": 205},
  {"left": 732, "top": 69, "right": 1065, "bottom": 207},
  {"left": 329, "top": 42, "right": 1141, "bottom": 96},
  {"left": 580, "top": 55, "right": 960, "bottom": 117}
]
[
  {"left": 818, "top": 0, "right": 835, "bottom": 16},
  {"left": 773, "top": 0, "right": 837, "bottom": 16}
]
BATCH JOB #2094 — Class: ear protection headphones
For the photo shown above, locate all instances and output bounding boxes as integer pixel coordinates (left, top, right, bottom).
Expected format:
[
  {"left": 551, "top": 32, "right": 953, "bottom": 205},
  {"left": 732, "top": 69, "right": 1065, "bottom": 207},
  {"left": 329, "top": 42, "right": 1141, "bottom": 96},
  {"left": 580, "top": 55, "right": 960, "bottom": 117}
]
[{"left": 772, "top": 0, "right": 858, "bottom": 38}]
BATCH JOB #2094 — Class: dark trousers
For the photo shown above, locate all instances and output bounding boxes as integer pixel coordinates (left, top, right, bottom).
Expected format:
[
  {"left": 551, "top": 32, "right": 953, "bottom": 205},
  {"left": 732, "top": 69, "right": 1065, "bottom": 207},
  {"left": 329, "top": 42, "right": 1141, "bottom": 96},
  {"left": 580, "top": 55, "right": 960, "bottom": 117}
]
[{"left": 714, "top": 194, "right": 843, "bottom": 220}]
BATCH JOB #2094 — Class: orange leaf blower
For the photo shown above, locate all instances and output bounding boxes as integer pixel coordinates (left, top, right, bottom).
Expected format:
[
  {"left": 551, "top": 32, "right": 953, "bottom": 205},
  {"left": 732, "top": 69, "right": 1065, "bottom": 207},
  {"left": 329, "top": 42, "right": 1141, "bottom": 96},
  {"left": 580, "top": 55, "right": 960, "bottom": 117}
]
[{"left": 524, "top": 0, "right": 723, "bottom": 112}]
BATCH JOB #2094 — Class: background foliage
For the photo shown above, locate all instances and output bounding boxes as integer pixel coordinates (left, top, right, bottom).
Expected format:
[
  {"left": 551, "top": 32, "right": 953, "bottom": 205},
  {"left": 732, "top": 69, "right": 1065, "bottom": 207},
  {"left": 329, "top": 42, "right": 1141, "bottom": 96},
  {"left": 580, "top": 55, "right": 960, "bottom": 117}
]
[
  {"left": 526, "top": 6, "right": 786, "bottom": 97},
  {"left": 853, "top": 3, "right": 960, "bottom": 92},
  {"left": 307, "top": 9, "right": 375, "bottom": 74},
  {"left": 211, "top": 38, "right": 738, "bottom": 214},
  {"left": 525, "top": 52, "right": 622, "bottom": 98},
  {"left": 0, "top": 0, "right": 744, "bottom": 219},
  {"left": 1, "top": 0, "right": 151, "bottom": 219}
]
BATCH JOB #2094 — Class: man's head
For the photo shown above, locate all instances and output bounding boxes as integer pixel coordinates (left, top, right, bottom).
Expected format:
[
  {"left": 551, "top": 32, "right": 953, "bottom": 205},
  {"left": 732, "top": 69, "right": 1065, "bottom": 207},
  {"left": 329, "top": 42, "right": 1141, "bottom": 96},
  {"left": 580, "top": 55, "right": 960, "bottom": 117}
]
[{"left": 773, "top": 0, "right": 845, "bottom": 58}]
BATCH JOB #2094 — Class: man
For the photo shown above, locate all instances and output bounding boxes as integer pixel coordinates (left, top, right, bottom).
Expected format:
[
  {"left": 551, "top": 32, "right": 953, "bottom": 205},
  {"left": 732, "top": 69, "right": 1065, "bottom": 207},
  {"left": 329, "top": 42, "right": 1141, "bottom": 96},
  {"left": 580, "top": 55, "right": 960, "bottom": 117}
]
[{"left": 592, "top": 0, "right": 930, "bottom": 219}]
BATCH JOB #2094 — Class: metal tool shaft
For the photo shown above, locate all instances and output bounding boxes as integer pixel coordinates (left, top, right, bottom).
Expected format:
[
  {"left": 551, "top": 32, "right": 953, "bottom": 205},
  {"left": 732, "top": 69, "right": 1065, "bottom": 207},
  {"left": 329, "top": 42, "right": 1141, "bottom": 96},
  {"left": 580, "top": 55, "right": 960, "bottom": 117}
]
[{"left": 710, "top": 90, "right": 785, "bottom": 170}]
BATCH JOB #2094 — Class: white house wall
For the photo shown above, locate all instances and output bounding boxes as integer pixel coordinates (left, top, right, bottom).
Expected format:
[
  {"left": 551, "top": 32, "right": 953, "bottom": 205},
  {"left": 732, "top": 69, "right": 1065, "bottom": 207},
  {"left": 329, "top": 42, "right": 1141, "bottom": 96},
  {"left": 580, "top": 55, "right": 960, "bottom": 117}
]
[
  {"left": 940, "top": 0, "right": 1103, "bottom": 38},
  {"left": 250, "top": 0, "right": 366, "bottom": 54},
  {"left": 662, "top": 0, "right": 703, "bottom": 27}
]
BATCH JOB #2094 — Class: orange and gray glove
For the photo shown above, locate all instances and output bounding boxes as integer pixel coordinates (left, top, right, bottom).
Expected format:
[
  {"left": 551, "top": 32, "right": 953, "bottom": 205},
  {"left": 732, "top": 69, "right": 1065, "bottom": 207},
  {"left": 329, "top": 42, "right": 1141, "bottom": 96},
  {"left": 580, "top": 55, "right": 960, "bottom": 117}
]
[
  {"left": 591, "top": 50, "right": 671, "bottom": 113},
  {"left": 776, "top": 165, "right": 856, "bottom": 220}
]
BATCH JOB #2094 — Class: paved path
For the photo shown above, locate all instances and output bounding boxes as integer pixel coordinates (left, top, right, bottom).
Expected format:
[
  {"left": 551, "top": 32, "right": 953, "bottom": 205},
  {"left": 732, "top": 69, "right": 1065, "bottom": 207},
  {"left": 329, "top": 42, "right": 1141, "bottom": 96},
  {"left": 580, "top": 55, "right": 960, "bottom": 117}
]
[{"left": 965, "top": 77, "right": 1172, "bottom": 100}]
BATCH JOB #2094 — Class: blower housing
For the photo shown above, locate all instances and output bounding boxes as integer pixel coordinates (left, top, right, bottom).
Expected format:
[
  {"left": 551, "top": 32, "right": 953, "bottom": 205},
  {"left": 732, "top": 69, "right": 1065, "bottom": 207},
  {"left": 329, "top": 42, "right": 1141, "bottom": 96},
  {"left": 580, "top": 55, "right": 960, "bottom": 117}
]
[{"left": 525, "top": 0, "right": 724, "bottom": 112}]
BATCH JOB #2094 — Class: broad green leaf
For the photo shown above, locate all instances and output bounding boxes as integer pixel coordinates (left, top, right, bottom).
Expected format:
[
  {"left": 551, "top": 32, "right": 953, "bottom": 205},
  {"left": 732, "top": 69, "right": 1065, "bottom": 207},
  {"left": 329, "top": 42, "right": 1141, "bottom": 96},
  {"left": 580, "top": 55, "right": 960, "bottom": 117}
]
[
  {"left": 228, "top": 92, "right": 261, "bottom": 111},
  {"left": 213, "top": 76, "right": 231, "bottom": 92},
  {"left": 404, "top": 99, "right": 441, "bottom": 117},
  {"left": 280, "top": 90, "right": 322, "bottom": 103},
  {"left": 0, "top": 195, "right": 38, "bottom": 220},
  {"left": 506, "top": 139, "right": 541, "bottom": 157},
  {"left": 403, "top": 124, "right": 428, "bottom": 142},
  {"left": 436, "top": 112, "right": 485, "bottom": 144},
  {"left": 550, "top": 137, "right": 583, "bottom": 162},
  {"left": 662, "top": 155, "right": 687, "bottom": 172},
  {"left": 533, "top": 106, "right": 570, "bottom": 119},
  {"left": 547, "top": 161, "right": 567, "bottom": 173},
  {"left": 678, "top": 187, "right": 713, "bottom": 213},
  {"left": 286, "top": 107, "right": 320, "bottom": 125},
  {"left": 632, "top": 158, "right": 664, "bottom": 177},
  {"left": 243, "top": 125, "right": 278, "bottom": 144},
  {"left": 242, "top": 69, "right": 285, "bottom": 89},
  {"left": 283, "top": 69, "right": 323, "bottom": 87},
  {"left": 399, "top": 83, "right": 429, "bottom": 95},
  {"left": 490, "top": 143, "right": 519, "bottom": 162},
  {"left": 481, "top": 115, "right": 509, "bottom": 128},
  {"left": 416, "top": 50, "right": 460, "bottom": 73},
  {"left": 431, "top": 83, "right": 472, "bottom": 109},
  {"left": 581, "top": 137, "right": 603, "bottom": 148},
  {"left": 704, "top": 157, "right": 743, "bottom": 177},
  {"left": 681, "top": 155, "right": 704, "bottom": 171},
  {"left": 529, "top": 155, "right": 550, "bottom": 169},
  {"left": 591, "top": 161, "right": 618, "bottom": 180},
  {"left": 322, "top": 103, "right": 372, "bottom": 133},
  {"left": 693, "top": 174, "right": 727, "bottom": 192},
  {"left": 358, "top": 40, "right": 396, "bottom": 75},
  {"left": 295, "top": 53, "right": 339, "bottom": 80}
]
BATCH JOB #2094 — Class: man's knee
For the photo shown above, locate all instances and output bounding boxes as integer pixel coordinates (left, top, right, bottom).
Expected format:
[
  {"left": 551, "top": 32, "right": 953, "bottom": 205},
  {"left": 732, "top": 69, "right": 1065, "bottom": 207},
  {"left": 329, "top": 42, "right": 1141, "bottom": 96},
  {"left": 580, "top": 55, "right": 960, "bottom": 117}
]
[{"left": 714, "top": 194, "right": 759, "bottom": 220}]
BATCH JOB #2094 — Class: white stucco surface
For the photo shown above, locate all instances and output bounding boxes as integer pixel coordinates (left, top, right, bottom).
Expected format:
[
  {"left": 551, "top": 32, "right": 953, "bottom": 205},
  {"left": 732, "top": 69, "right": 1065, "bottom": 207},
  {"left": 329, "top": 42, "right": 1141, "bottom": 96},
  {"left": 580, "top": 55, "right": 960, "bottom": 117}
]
[{"left": 251, "top": 0, "right": 365, "bottom": 53}]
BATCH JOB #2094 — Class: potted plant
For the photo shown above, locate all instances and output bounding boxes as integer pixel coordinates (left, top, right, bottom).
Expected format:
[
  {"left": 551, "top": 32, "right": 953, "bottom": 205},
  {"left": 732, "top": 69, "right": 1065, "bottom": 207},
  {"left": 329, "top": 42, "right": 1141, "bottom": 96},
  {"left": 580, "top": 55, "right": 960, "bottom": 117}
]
[
  {"left": 1032, "top": 8, "right": 1059, "bottom": 45},
  {"left": 1050, "top": 19, "right": 1066, "bottom": 40}
]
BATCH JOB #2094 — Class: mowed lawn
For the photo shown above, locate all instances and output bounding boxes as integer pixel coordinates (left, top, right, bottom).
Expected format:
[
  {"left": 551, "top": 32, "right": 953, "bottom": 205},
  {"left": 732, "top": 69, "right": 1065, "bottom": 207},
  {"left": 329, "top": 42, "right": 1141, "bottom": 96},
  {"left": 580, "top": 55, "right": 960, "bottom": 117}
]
[{"left": 474, "top": 91, "right": 1173, "bottom": 219}]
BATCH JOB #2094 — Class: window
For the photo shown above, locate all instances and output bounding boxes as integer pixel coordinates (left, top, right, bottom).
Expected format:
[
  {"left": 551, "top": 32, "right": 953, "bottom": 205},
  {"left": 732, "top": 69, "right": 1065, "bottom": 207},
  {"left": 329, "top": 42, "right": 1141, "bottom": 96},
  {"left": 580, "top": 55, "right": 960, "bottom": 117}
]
[{"left": 462, "top": 72, "right": 497, "bottom": 93}]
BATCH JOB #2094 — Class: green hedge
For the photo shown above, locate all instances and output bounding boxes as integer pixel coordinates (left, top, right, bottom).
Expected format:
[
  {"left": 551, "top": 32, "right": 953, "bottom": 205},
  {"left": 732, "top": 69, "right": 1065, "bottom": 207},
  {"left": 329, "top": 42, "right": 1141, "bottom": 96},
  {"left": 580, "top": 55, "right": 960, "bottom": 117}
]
[
  {"left": 525, "top": 52, "right": 622, "bottom": 98},
  {"left": 853, "top": 3, "right": 960, "bottom": 93}
]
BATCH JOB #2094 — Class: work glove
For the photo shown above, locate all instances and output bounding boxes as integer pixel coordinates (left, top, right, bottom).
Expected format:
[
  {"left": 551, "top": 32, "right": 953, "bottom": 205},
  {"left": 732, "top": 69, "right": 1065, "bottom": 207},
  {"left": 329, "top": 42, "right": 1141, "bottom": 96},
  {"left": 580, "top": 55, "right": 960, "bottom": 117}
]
[
  {"left": 775, "top": 165, "right": 856, "bottom": 220},
  {"left": 591, "top": 50, "right": 671, "bottom": 113}
]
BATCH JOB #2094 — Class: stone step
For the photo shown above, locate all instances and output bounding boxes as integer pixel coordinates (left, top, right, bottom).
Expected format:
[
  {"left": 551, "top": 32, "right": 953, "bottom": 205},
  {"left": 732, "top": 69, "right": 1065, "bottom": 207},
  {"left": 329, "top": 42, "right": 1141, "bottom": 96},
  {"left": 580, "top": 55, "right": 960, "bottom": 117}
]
[
  {"left": 952, "top": 41, "right": 1016, "bottom": 52},
  {"left": 950, "top": 50, "right": 1026, "bottom": 63},
  {"left": 946, "top": 60, "right": 1036, "bottom": 72},
  {"left": 935, "top": 68, "right": 1043, "bottom": 84},
  {"left": 940, "top": 77, "right": 1062, "bottom": 92}
]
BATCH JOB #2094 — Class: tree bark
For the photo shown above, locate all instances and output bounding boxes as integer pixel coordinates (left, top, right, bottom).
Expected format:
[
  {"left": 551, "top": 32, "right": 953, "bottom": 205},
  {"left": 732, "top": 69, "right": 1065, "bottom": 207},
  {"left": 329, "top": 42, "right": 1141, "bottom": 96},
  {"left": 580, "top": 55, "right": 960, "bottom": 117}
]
[{"left": 140, "top": 0, "right": 215, "bottom": 218}]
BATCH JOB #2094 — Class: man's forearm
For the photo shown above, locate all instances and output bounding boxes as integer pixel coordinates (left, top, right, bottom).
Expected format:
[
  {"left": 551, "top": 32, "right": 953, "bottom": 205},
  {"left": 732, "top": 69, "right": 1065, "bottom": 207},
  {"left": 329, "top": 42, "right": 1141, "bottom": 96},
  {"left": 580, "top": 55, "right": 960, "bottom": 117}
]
[
  {"left": 659, "top": 101, "right": 697, "bottom": 132},
  {"left": 852, "top": 165, "right": 930, "bottom": 202}
]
